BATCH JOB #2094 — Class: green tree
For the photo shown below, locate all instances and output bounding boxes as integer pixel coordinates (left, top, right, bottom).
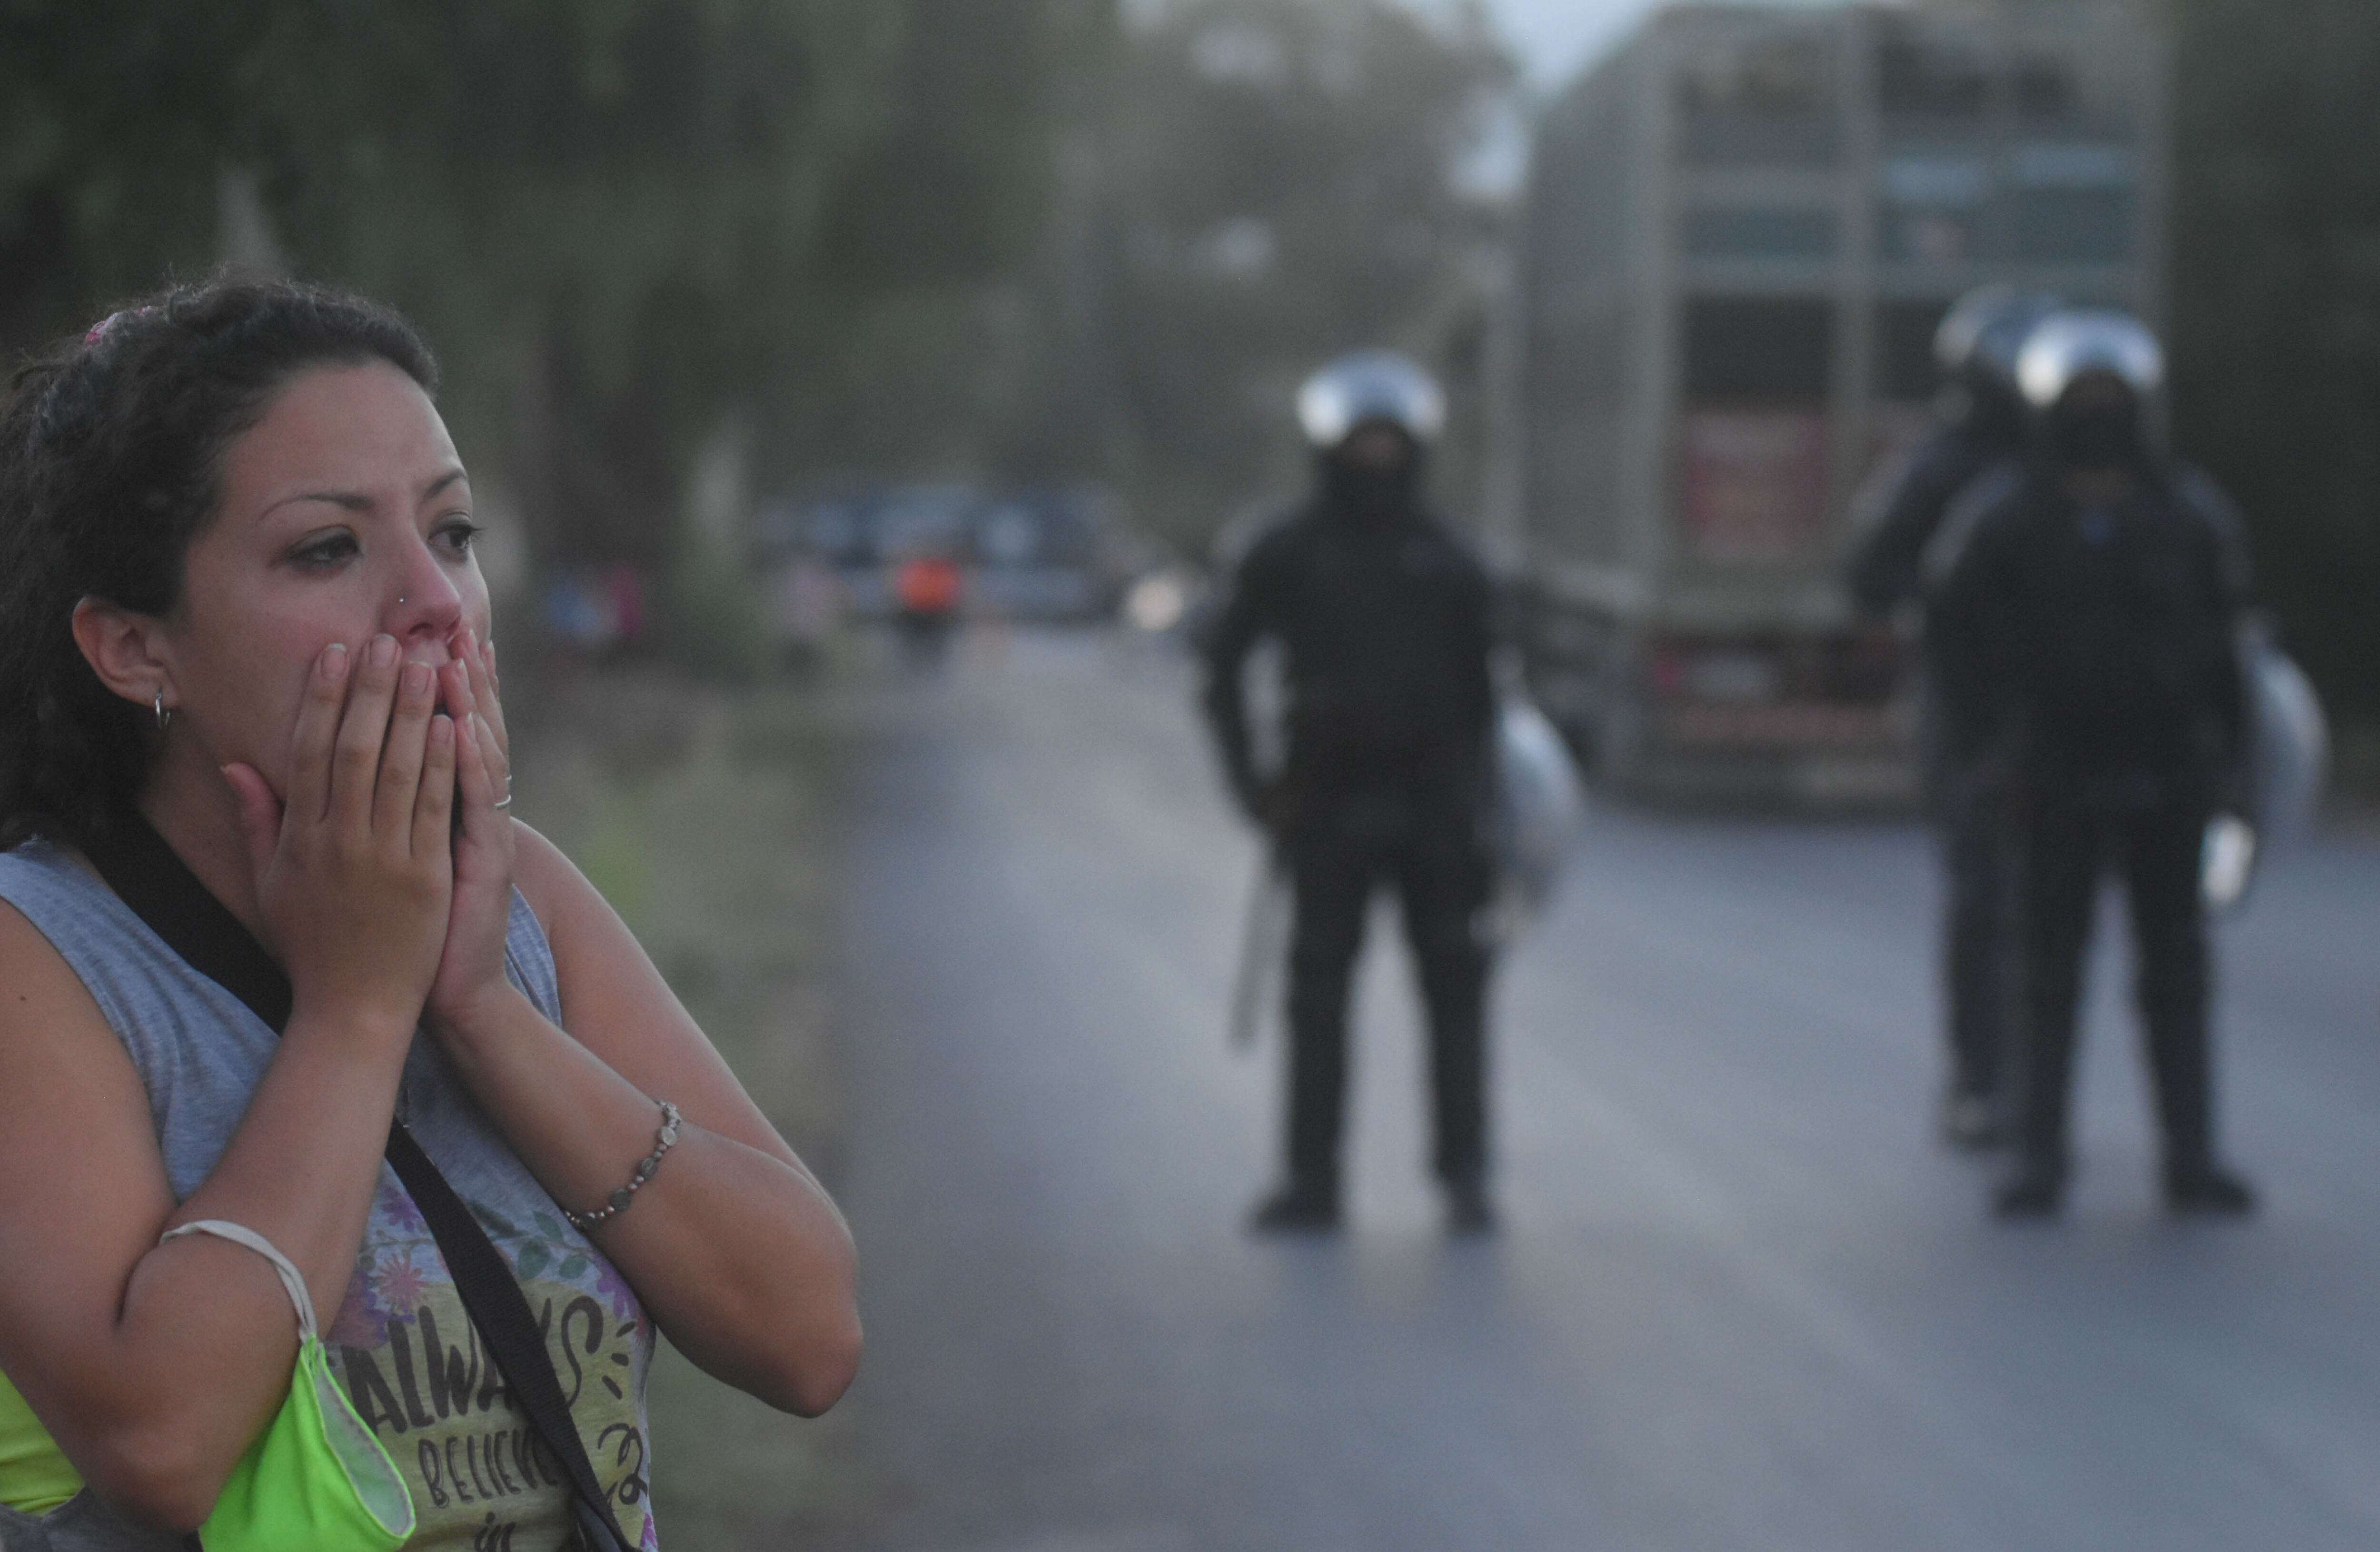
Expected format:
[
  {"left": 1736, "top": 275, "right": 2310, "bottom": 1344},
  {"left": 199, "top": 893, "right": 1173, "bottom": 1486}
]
[
  {"left": 0, "top": 4, "right": 266, "bottom": 344},
  {"left": 328, "top": 1, "right": 902, "bottom": 572},
  {"left": 770, "top": 0, "right": 1121, "bottom": 490},
  {"left": 1, "top": 0, "right": 1110, "bottom": 576},
  {"left": 1098, "top": 0, "right": 1513, "bottom": 545}
]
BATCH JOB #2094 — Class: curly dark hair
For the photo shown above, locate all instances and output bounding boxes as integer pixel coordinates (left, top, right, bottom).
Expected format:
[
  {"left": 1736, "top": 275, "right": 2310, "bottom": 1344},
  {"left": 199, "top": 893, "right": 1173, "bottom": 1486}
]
[{"left": 0, "top": 276, "right": 439, "bottom": 850}]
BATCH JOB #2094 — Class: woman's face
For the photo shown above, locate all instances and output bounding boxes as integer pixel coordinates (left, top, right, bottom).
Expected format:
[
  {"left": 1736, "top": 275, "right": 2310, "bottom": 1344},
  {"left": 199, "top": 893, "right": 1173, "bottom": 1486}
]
[{"left": 161, "top": 360, "right": 490, "bottom": 799}]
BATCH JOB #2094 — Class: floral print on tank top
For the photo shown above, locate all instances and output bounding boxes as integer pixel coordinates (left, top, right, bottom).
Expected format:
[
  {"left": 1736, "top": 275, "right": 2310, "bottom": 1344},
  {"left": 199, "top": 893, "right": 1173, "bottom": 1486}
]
[{"left": 327, "top": 1178, "right": 660, "bottom": 1552}]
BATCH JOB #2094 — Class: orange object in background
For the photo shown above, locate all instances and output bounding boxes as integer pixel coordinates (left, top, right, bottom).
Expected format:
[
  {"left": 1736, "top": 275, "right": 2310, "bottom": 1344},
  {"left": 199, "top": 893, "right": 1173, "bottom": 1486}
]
[{"left": 894, "top": 555, "right": 964, "bottom": 615}]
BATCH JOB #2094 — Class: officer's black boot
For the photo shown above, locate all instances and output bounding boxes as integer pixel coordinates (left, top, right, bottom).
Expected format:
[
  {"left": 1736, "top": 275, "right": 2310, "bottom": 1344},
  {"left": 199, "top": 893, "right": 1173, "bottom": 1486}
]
[
  {"left": 1249, "top": 1174, "right": 1341, "bottom": 1232},
  {"left": 1440, "top": 1171, "right": 1494, "bottom": 1235},
  {"left": 2163, "top": 1162, "right": 2256, "bottom": 1214}
]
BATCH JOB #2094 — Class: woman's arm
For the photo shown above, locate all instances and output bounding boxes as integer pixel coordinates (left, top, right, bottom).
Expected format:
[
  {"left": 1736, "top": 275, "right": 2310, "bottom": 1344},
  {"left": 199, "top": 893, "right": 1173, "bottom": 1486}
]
[
  {"left": 0, "top": 639, "right": 461, "bottom": 1530},
  {"left": 428, "top": 825, "right": 862, "bottom": 1416},
  {"left": 0, "top": 910, "right": 417, "bottom": 1529},
  {"left": 411, "top": 633, "right": 857, "bottom": 1416}
]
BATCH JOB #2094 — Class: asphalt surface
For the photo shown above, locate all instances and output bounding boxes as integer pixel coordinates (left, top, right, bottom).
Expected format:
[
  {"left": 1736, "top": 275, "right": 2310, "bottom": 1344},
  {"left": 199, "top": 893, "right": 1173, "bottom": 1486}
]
[{"left": 840, "top": 628, "right": 2380, "bottom": 1552}]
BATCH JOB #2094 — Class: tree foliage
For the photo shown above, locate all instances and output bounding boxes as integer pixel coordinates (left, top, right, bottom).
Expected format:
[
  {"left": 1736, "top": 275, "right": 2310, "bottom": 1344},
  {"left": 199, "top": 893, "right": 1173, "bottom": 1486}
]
[
  {"left": 0, "top": 0, "right": 1101, "bottom": 569},
  {"left": 1100, "top": 0, "right": 1513, "bottom": 542},
  {"left": 0, "top": 4, "right": 261, "bottom": 341},
  {"left": 770, "top": 0, "right": 1118, "bottom": 489}
]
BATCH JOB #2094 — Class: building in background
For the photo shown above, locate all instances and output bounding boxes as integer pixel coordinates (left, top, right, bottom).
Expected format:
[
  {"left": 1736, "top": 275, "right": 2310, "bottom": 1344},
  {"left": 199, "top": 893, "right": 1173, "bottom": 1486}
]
[{"left": 1503, "top": 0, "right": 2169, "bottom": 805}]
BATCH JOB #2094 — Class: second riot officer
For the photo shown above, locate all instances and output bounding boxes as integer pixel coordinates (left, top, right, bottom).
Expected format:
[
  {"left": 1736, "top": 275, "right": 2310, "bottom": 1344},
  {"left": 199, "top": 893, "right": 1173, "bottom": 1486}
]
[
  {"left": 1200, "top": 350, "right": 1498, "bottom": 1234},
  {"left": 1931, "top": 310, "right": 2258, "bottom": 1217},
  {"left": 1849, "top": 285, "right": 2057, "bottom": 1148}
]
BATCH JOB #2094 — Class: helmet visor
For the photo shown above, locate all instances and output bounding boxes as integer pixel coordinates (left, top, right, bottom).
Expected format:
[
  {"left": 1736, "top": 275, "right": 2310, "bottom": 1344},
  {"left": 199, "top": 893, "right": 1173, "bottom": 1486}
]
[
  {"left": 1296, "top": 350, "right": 1447, "bottom": 448},
  {"left": 2015, "top": 310, "right": 2165, "bottom": 411}
]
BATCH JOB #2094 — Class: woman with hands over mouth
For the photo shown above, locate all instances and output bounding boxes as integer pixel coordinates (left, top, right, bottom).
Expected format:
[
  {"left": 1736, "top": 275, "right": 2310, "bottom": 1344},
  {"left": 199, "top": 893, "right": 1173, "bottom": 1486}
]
[{"left": 0, "top": 279, "right": 859, "bottom": 1552}]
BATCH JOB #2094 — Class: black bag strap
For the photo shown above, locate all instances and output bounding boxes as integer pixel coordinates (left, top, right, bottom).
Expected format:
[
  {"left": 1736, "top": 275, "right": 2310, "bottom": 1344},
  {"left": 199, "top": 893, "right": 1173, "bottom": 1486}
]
[
  {"left": 380, "top": 1135, "right": 632, "bottom": 1552},
  {"left": 80, "top": 816, "right": 635, "bottom": 1552}
]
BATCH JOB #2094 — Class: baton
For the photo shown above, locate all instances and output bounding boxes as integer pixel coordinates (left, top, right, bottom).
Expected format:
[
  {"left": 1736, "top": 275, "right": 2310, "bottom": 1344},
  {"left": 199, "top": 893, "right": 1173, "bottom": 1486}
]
[{"left": 1228, "top": 856, "right": 1292, "bottom": 1049}]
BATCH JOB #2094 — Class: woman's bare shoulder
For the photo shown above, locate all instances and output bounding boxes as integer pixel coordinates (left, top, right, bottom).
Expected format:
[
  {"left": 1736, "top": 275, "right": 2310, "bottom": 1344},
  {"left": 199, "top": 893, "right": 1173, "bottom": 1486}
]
[
  {"left": 502, "top": 819, "right": 664, "bottom": 1035},
  {"left": 0, "top": 886, "right": 118, "bottom": 1041},
  {"left": 0, "top": 893, "right": 160, "bottom": 1148},
  {"left": 506, "top": 819, "right": 600, "bottom": 931}
]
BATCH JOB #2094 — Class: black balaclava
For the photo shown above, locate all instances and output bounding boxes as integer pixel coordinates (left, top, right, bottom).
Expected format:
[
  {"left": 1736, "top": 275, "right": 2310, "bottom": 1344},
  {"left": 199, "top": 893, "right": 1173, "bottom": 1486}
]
[
  {"left": 1316, "top": 420, "right": 1424, "bottom": 525},
  {"left": 2044, "top": 373, "right": 2148, "bottom": 471}
]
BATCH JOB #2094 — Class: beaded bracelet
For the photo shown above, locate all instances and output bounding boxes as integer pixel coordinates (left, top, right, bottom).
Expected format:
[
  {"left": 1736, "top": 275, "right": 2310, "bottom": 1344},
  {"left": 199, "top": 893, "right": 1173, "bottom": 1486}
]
[{"left": 564, "top": 1100, "right": 682, "bottom": 1233}]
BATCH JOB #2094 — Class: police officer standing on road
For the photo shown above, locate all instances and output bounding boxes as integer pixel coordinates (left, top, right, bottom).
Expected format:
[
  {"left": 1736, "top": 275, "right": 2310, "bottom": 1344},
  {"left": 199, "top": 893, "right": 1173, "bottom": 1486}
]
[
  {"left": 1932, "top": 310, "right": 2258, "bottom": 1217},
  {"left": 1849, "top": 286, "right": 2056, "bottom": 1149},
  {"left": 1201, "top": 351, "right": 1499, "bottom": 1234}
]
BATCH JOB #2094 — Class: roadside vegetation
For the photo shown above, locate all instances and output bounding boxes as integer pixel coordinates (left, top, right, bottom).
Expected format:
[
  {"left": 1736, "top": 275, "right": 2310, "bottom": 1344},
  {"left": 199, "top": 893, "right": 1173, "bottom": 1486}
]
[{"left": 508, "top": 642, "right": 900, "bottom": 1547}]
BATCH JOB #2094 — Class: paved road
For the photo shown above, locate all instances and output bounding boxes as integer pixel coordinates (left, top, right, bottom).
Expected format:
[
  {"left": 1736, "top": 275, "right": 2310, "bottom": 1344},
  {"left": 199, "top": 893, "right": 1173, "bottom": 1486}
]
[{"left": 839, "top": 629, "right": 2380, "bottom": 1552}]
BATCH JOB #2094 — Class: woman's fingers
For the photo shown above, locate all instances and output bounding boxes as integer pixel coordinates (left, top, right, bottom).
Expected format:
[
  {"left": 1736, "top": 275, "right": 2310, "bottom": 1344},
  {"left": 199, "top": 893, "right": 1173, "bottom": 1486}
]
[
  {"left": 218, "top": 762, "right": 282, "bottom": 879},
  {"left": 241, "top": 637, "right": 458, "bottom": 1039},
  {"left": 469, "top": 676, "right": 509, "bottom": 811},
  {"left": 453, "top": 627, "right": 510, "bottom": 766},
  {"left": 372, "top": 661, "right": 438, "bottom": 840},
  {"left": 331, "top": 635, "right": 402, "bottom": 836},
  {"left": 443, "top": 662, "right": 499, "bottom": 824},
  {"left": 476, "top": 633, "right": 510, "bottom": 762},
  {"left": 413, "top": 714, "right": 457, "bottom": 860},
  {"left": 285, "top": 642, "right": 350, "bottom": 827}
]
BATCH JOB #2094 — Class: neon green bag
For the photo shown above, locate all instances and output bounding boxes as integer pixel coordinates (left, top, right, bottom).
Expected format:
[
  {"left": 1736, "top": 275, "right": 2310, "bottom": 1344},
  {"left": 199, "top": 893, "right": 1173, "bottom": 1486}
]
[{"left": 163, "top": 1221, "right": 416, "bottom": 1552}]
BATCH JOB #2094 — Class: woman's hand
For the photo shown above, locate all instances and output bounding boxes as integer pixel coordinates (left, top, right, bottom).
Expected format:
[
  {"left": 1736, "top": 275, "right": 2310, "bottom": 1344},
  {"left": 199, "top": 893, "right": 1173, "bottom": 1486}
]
[
  {"left": 219, "top": 634, "right": 456, "bottom": 1038},
  {"left": 426, "top": 627, "right": 521, "bottom": 1033}
]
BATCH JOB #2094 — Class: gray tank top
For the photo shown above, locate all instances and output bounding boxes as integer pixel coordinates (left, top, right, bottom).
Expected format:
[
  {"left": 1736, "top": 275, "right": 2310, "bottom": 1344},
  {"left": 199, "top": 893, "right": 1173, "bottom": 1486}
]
[{"left": 0, "top": 841, "right": 657, "bottom": 1552}]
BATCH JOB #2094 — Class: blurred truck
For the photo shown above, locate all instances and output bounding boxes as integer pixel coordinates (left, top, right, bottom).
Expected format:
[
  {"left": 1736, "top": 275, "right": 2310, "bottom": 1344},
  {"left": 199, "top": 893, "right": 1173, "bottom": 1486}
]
[{"left": 1505, "top": 0, "right": 2169, "bottom": 804}]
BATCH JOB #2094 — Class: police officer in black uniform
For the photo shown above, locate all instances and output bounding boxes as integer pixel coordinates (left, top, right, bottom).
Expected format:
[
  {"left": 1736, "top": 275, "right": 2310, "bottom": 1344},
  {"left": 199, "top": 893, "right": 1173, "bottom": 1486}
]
[
  {"left": 1931, "top": 310, "right": 2258, "bottom": 1217},
  {"left": 1849, "top": 287, "right": 2057, "bottom": 1148},
  {"left": 1200, "top": 351, "right": 1497, "bottom": 1234}
]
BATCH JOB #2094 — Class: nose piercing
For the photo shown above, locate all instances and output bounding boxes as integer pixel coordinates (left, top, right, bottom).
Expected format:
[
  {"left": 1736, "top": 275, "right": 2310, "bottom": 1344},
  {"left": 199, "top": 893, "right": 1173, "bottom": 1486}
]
[{"left": 398, "top": 595, "right": 407, "bottom": 605}]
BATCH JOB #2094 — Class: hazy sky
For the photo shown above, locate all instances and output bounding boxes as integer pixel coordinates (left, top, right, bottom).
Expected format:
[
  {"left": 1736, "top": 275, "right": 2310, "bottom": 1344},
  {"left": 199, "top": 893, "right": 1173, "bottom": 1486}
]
[
  {"left": 1440, "top": 0, "right": 1671, "bottom": 192},
  {"left": 1475, "top": 0, "right": 1848, "bottom": 91},
  {"left": 1474, "top": 0, "right": 1662, "bottom": 90},
  {"left": 1121, "top": 0, "right": 1684, "bottom": 92}
]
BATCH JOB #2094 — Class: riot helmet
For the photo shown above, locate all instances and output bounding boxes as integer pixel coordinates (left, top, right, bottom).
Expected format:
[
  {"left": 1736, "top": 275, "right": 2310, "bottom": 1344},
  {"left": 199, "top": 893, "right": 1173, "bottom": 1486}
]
[
  {"left": 1298, "top": 349, "right": 1444, "bottom": 518},
  {"left": 1296, "top": 350, "right": 1447, "bottom": 451},
  {"left": 2015, "top": 308, "right": 2166, "bottom": 469},
  {"left": 1934, "top": 285, "right": 2058, "bottom": 435}
]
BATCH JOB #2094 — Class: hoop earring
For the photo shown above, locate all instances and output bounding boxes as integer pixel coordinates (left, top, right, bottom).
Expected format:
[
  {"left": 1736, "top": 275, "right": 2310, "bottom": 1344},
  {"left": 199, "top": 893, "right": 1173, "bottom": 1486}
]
[{"left": 153, "top": 689, "right": 172, "bottom": 733}]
